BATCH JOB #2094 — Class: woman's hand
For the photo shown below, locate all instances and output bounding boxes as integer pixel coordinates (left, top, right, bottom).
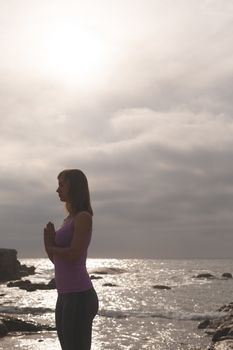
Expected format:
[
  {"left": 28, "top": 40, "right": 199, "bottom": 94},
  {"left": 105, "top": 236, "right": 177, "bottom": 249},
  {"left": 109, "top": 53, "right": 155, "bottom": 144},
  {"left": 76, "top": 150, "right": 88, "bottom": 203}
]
[{"left": 44, "top": 221, "right": 56, "bottom": 249}]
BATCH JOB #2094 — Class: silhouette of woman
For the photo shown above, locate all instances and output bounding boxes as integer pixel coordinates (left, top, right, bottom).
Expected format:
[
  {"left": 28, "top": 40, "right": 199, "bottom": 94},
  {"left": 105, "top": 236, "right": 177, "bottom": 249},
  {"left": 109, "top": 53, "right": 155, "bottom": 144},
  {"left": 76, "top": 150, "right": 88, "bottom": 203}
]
[{"left": 44, "top": 169, "right": 98, "bottom": 350}]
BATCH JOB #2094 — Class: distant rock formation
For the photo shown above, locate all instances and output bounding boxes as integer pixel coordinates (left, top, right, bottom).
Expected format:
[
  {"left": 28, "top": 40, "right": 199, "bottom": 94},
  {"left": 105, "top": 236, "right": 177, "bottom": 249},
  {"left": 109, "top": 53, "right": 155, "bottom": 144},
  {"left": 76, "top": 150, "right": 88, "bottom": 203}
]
[
  {"left": 102, "top": 283, "right": 118, "bottom": 287},
  {"left": 0, "top": 248, "right": 35, "bottom": 282},
  {"left": 152, "top": 285, "right": 172, "bottom": 290},
  {"left": 193, "top": 273, "right": 216, "bottom": 279},
  {"left": 193, "top": 272, "right": 233, "bottom": 280},
  {"left": 222, "top": 272, "right": 232, "bottom": 279}
]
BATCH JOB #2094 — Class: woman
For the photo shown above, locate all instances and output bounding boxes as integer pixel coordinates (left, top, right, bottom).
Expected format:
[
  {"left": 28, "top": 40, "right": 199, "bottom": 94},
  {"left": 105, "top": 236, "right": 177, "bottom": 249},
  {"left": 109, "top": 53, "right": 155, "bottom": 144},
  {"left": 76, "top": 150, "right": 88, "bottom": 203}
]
[{"left": 43, "top": 169, "right": 99, "bottom": 350}]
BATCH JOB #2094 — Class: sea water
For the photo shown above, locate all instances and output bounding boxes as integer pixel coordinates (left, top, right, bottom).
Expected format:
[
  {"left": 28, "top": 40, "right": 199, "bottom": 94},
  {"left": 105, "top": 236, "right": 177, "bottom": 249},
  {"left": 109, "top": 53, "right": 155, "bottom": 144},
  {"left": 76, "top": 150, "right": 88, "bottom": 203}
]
[{"left": 1, "top": 258, "right": 233, "bottom": 350}]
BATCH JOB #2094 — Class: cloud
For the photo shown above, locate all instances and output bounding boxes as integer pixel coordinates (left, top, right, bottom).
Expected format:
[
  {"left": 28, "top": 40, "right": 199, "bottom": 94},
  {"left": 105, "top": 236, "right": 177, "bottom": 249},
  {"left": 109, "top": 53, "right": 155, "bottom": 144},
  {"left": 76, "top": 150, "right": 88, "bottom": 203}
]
[{"left": 0, "top": 0, "right": 233, "bottom": 258}]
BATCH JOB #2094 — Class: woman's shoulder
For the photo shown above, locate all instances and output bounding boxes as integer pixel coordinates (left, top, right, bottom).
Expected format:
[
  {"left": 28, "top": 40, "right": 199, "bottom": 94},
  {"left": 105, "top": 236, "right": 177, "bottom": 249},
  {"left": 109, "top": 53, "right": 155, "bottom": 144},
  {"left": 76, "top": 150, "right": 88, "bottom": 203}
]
[
  {"left": 78, "top": 210, "right": 93, "bottom": 216},
  {"left": 73, "top": 211, "right": 92, "bottom": 232},
  {"left": 74, "top": 211, "right": 93, "bottom": 221}
]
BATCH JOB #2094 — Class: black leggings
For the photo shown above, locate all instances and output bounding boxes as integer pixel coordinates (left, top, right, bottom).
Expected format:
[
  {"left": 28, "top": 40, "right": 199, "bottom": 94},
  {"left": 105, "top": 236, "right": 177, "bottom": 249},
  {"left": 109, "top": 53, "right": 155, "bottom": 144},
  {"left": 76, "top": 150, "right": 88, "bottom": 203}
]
[{"left": 55, "top": 288, "right": 99, "bottom": 350}]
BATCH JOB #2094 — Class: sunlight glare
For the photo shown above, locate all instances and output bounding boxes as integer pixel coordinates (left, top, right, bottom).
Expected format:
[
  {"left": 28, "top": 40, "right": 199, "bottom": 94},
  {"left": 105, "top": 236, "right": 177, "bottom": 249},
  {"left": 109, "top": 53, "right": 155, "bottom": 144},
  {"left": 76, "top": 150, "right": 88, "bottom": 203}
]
[{"left": 42, "top": 20, "right": 108, "bottom": 87}]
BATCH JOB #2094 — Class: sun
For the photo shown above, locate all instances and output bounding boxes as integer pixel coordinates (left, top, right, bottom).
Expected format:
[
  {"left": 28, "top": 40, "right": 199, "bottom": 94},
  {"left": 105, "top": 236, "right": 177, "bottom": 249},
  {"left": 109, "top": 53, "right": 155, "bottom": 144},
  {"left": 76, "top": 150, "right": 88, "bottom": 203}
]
[{"left": 40, "top": 20, "right": 107, "bottom": 87}]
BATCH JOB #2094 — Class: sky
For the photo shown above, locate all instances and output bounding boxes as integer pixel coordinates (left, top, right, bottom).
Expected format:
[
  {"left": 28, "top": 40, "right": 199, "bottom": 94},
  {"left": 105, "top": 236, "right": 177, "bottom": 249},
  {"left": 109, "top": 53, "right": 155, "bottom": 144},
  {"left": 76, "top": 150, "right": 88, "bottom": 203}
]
[{"left": 1, "top": 0, "right": 233, "bottom": 259}]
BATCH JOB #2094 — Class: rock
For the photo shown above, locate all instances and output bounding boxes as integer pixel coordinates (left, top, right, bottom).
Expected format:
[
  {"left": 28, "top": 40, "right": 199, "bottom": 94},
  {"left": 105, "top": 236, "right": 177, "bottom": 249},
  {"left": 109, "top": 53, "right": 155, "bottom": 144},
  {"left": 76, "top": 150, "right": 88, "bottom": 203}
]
[
  {"left": 3, "top": 317, "right": 44, "bottom": 332},
  {"left": 7, "top": 279, "right": 56, "bottom": 291},
  {"left": 90, "top": 275, "right": 103, "bottom": 280},
  {"left": 0, "top": 320, "right": 8, "bottom": 337},
  {"left": 0, "top": 249, "right": 20, "bottom": 282},
  {"left": 152, "top": 285, "right": 171, "bottom": 290},
  {"left": 198, "top": 314, "right": 233, "bottom": 334},
  {"left": 7, "top": 279, "right": 31, "bottom": 288},
  {"left": 0, "top": 248, "right": 35, "bottom": 282},
  {"left": 222, "top": 273, "right": 232, "bottom": 279},
  {"left": 212, "top": 327, "right": 233, "bottom": 342},
  {"left": 19, "top": 264, "right": 35, "bottom": 278},
  {"left": 218, "top": 303, "right": 233, "bottom": 312},
  {"left": 198, "top": 302, "right": 233, "bottom": 350},
  {"left": 0, "top": 314, "right": 55, "bottom": 334},
  {"left": 102, "top": 283, "right": 118, "bottom": 287},
  {"left": 47, "top": 278, "right": 56, "bottom": 288},
  {"left": 198, "top": 319, "right": 211, "bottom": 329},
  {"left": 194, "top": 273, "right": 215, "bottom": 279}
]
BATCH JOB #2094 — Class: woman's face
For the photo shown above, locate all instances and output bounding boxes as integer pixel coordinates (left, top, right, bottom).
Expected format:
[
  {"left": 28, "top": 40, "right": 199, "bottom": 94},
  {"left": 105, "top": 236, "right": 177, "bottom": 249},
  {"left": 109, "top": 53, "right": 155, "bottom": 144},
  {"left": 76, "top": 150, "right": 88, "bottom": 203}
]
[{"left": 56, "top": 175, "right": 70, "bottom": 202}]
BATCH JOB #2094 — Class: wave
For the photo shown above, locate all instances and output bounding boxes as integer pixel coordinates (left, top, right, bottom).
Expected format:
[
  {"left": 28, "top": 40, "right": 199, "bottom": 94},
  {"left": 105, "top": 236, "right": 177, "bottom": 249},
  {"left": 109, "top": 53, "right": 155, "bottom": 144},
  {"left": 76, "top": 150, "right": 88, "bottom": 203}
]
[
  {"left": 89, "top": 267, "right": 126, "bottom": 275},
  {"left": 0, "top": 306, "right": 53, "bottom": 315},
  {"left": 98, "top": 309, "right": 226, "bottom": 321},
  {"left": 0, "top": 305, "right": 226, "bottom": 322}
]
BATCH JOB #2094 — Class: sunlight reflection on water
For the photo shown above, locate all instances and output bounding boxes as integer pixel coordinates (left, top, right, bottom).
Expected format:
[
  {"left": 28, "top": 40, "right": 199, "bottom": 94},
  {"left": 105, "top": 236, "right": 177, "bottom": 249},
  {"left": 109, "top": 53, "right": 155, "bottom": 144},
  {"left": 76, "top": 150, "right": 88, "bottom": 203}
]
[
  {"left": 0, "top": 332, "right": 59, "bottom": 350},
  {"left": 1, "top": 258, "right": 233, "bottom": 349}
]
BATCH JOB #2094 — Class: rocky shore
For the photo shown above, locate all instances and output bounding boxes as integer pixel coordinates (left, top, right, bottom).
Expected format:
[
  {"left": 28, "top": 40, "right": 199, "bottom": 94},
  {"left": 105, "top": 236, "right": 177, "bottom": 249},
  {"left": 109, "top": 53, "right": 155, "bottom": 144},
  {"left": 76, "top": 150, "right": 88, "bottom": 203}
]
[
  {"left": 191, "top": 271, "right": 233, "bottom": 349},
  {"left": 0, "top": 248, "right": 53, "bottom": 338},
  {"left": 1, "top": 248, "right": 233, "bottom": 349},
  {"left": 198, "top": 303, "right": 233, "bottom": 350},
  {"left": 0, "top": 248, "right": 127, "bottom": 341}
]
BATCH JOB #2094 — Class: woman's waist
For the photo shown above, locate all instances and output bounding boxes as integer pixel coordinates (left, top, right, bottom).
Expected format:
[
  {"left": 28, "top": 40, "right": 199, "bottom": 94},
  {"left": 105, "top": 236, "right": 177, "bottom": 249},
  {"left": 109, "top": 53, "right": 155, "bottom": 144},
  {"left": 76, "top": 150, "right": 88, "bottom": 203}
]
[
  {"left": 54, "top": 267, "right": 93, "bottom": 293},
  {"left": 54, "top": 259, "right": 88, "bottom": 271}
]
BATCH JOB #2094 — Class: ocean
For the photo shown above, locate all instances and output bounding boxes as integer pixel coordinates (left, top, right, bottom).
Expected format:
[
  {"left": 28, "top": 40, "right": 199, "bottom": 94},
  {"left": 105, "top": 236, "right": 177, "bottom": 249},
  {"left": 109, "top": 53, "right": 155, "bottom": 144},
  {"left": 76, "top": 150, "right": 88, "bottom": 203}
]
[{"left": 1, "top": 258, "right": 233, "bottom": 350}]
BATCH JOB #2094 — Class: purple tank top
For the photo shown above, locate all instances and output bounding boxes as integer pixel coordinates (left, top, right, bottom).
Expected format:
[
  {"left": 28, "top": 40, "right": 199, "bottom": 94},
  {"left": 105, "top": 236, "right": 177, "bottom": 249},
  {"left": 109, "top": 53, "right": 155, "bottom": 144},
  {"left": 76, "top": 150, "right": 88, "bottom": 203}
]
[{"left": 54, "top": 213, "right": 93, "bottom": 293}]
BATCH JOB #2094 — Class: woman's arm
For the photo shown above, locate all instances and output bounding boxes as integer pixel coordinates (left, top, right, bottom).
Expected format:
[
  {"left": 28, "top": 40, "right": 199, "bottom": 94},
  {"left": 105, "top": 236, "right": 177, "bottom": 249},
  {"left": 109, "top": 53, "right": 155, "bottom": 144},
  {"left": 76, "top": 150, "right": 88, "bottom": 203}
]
[{"left": 49, "top": 212, "right": 92, "bottom": 262}]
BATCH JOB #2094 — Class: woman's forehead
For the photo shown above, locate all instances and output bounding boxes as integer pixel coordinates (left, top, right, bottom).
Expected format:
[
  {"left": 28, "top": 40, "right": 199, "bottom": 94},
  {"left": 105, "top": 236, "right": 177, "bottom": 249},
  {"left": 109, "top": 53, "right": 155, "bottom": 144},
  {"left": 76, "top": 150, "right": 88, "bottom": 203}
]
[{"left": 58, "top": 174, "right": 66, "bottom": 183}]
